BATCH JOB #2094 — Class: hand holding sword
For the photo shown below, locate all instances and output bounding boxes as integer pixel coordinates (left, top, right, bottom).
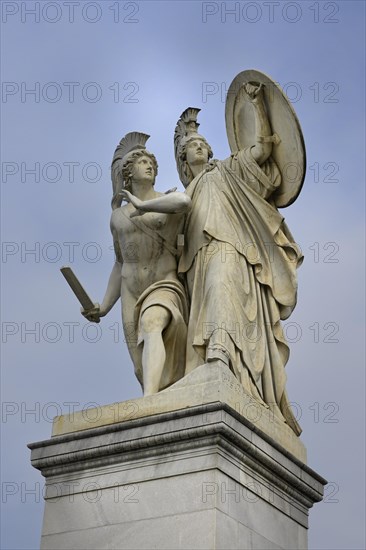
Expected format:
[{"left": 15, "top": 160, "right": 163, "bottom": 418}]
[{"left": 60, "top": 266, "right": 104, "bottom": 323}]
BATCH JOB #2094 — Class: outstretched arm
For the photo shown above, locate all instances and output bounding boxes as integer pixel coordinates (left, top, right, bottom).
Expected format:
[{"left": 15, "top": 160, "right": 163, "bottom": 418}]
[
  {"left": 243, "top": 82, "right": 279, "bottom": 166},
  {"left": 120, "top": 190, "right": 191, "bottom": 218}
]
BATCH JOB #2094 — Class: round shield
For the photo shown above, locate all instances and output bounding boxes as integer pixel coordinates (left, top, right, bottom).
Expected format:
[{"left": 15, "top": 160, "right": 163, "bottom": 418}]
[{"left": 225, "top": 69, "right": 306, "bottom": 208}]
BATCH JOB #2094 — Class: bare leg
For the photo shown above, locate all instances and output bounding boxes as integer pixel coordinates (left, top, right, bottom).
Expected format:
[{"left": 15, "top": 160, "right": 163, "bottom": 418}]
[{"left": 140, "top": 305, "right": 171, "bottom": 396}]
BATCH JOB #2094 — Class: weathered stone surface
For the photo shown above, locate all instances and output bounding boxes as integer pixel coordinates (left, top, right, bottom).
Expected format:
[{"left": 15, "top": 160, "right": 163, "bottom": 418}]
[
  {"left": 29, "top": 400, "right": 326, "bottom": 550},
  {"left": 45, "top": 69, "right": 324, "bottom": 550},
  {"left": 71, "top": 132, "right": 191, "bottom": 397},
  {"left": 64, "top": 71, "right": 307, "bottom": 441},
  {"left": 52, "top": 363, "right": 306, "bottom": 462},
  {"left": 174, "top": 75, "right": 305, "bottom": 436}
]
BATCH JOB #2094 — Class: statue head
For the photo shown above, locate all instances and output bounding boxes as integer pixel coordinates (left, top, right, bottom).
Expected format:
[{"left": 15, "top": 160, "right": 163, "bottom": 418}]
[
  {"left": 174, "top": 108, "right": 213, "bottom": 187},
  {"left": 121, "top": 150, "right": 158, "bottom": 189},
  {"left": 181, "top": 135, "right": 212, "bottom": 166},
  {"left": 111, "top": 132, "right": 158, "bottom": 210}
]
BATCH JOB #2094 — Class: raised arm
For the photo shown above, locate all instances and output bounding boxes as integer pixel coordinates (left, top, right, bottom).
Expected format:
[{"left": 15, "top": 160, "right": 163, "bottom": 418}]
[
  {"left": 243, "top": 82, "right": 279, "bottom": 166},
  {"left": 120, "top": 190, "right": 191, "bottom": 218}
]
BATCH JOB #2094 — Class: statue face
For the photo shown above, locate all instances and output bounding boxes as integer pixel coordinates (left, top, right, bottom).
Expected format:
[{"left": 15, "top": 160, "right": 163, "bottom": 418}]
[
  {"left": 186, "top": 139, "right": 209, "bottom": 166},
  {"left": 131, "top": 155, "right": 155, "bottom": 185}
]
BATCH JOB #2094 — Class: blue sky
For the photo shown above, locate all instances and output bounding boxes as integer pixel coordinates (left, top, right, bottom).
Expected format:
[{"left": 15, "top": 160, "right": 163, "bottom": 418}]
[{"left": 1, "top": 1, "right": 365, "bottom": 548}]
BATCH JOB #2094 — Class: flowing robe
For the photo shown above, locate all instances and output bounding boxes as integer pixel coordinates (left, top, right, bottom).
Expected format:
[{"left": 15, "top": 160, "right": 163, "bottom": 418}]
[{"left": 179, "top": 148, "right": 303, "bottom": 434}]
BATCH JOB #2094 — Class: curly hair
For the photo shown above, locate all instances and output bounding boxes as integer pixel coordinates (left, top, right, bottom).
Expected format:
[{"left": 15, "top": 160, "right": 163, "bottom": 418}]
[
  {"left": 177, "top": 135, "right": 213, "bottom": 188},
  {"left": 111, "top": 150, "right": 158, "bottom": 210}
]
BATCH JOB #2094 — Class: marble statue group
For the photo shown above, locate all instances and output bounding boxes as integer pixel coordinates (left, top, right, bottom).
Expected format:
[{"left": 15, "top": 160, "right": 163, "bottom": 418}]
[{"left": 80, "top": 71, "right": 306, "bottom": 436}]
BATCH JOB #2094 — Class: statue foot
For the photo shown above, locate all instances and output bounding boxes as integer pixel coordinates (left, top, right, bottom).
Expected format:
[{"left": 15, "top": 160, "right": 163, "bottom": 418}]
[
  {"left": 206, "top": 346, "right": 230, "bottom": 367},
  {"left": 206, "top": 358, "right": 230, "bottom": 370},
  {"left": 143, "top": 387, "right": 159, "bottom": 397}
]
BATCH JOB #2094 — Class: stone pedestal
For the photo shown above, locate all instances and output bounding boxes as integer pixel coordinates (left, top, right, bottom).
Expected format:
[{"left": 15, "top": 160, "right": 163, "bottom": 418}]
[{"left": 29, "top": 365, "right": 326, "bottom": 550}]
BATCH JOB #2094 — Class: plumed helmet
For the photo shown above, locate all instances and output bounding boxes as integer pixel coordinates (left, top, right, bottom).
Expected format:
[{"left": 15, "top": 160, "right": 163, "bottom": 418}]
[
  {"left": 174, "top": 108, "right": 213, "bottom": 187},
  {"left": 111, "top": 131, "right": 151, "bottom": 199}
]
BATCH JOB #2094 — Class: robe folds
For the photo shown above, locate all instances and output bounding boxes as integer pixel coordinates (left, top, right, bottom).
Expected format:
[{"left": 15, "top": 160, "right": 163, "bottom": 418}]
[{"left": 179, "top": 148, "right": 303, "bottom": 434}]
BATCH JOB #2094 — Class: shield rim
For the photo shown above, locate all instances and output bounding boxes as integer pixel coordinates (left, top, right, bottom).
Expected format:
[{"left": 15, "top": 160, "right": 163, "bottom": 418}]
[{"left": 225, "top": 69, "right": 306, "bottom": 208}]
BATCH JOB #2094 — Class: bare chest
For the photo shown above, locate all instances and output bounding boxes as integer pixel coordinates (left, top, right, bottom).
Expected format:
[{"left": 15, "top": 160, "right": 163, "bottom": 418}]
[{"left": 113, "top": 207, "right": 168, "bottom": 237}]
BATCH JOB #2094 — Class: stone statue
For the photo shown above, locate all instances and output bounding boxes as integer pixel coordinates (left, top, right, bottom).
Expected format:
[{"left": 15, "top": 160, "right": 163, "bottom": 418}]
[
  {"left": 82, "top": 132, "right": 191, "bottom": 396},
  {"left": 46, "top": 75, "right": 324, "bottom": 550},
  {"left": 62, "top": 70, "right": 306, "bottom": 438},
  {"left": 174, "top": 75, "right": 305, "bottom": 435}
]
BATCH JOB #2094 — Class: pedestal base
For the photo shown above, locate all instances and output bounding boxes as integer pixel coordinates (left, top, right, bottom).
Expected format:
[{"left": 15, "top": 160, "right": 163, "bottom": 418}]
[
  {"left": 51, "top": 363, "right": 307, "bottom": 462},
  {"left": 29, "top": 365, "right": 326, "bottom": 549}
]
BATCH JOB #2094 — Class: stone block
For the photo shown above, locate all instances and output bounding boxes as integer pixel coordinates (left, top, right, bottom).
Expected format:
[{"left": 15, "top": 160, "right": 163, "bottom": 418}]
[{"left": 29, "top": 395, "right": 326, "bottom": 549}]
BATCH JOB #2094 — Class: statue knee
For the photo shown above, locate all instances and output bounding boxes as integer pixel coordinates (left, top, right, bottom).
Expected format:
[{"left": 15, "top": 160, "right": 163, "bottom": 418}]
[{"left": 140, "top": 306, "right": 171, "bottom": 334}]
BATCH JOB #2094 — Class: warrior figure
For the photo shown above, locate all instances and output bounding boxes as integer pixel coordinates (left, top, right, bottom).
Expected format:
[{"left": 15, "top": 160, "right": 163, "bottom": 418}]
[
  {"left": 83, "top": 132, "right": 191, "bottom": 396},
  {"left": 175, "top": 83, "right": 303, "bottom": 434}
]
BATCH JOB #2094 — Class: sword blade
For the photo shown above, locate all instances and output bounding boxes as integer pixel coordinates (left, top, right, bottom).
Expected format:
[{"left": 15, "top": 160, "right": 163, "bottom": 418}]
[{"left": 60, "top": 266, "right": 95, "bottom": 311}]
